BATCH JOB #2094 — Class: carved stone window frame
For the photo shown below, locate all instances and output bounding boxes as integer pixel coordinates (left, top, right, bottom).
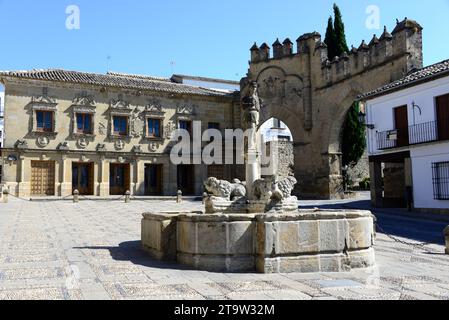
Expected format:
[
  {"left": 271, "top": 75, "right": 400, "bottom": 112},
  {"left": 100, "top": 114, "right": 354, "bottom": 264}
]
[
  {"left": 108, "top": 97, "right": 133, "bottom": 139},
  {"left": 143, "top": 108, "right": 165, "bottom": 141},
  {"left": 72, "top": 105, "right": 96, "bottom": 138},
  {"left": 31, "top": 103, "right": 58, "bottom": 136},
  {"left": 176, "top": 104, "right": 196, "bottom": 126}
]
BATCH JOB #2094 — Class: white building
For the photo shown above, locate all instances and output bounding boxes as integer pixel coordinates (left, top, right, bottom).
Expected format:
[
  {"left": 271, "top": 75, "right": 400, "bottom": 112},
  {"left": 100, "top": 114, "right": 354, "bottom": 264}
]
[
  {"left": 360, "top": 59, "right": 449, "bottom": 214},
  {"left": 171, "top": 74, "right": 240, "bottom": 92},
  {"left": 260, "top": 118, "right": 293, "bottom": 142}
]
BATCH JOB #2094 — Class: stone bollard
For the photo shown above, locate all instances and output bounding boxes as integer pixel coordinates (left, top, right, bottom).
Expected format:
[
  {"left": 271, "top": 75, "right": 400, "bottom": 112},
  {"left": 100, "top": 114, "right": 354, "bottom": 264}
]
[
  {"left": 445, "top": 226, "right": 449, "bottom": 255},
  {"left": 2, "top": 189, "right": 9, "bottom": 203},
  {"left": 177, "top": 190, "right": 182, "bottom": 203},
  {"left": 202, "top": 192, "right": 208, "bottom": 204},
  {"left": 125, "top": 190, "right": 131, "bottom": 203},
  {"left": 73, "top": 190, "right": 79, "bottom": 203}
]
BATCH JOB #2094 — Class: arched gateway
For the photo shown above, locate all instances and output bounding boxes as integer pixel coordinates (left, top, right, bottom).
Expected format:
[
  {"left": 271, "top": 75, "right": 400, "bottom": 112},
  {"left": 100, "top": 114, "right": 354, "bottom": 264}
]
[{"left": 243, "top": 19, "right": 423, "bottom": 199}]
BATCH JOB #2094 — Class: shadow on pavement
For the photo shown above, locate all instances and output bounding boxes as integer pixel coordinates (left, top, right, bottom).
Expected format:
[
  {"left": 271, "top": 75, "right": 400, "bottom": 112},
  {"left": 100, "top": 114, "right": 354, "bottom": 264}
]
[
  {"left": 301, "top": 199, "right": 447, "bottom": 245},
  {"left": 74, "top": 241, "right": 195, "bottom": 271}
]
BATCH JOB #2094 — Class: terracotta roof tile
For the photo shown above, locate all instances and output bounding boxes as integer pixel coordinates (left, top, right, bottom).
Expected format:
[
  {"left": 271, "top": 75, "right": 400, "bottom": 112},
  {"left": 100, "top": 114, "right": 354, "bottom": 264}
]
[
  {"left": 359, "top": 59, "right": 449, "bottom": 100},
  {"left": 0, "top": 69, "right": 233, "bottom": 98}
]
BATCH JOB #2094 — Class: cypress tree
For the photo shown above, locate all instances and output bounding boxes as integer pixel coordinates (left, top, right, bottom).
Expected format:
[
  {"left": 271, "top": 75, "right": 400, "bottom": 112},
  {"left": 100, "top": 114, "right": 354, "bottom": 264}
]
[
  {"left": 324, "top": 16, "right": 337, "bottom": 60},
  {"left": 342, "top": 102, "right": 366, "bottom": 167},
  {"left": 333, "top": 3, "right": 349, "bottom": 57}
]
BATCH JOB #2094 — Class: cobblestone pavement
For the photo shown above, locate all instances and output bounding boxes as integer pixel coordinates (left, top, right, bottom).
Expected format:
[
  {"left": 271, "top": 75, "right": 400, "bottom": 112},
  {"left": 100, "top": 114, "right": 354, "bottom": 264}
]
[{"left": 0, "top": 197, "right": 448, "bottom": 300}]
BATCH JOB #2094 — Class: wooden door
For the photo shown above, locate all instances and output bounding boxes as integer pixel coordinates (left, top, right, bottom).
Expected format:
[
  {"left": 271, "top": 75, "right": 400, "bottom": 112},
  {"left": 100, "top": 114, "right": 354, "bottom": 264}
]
[
  {"left": 109, "top": 164, "right": 130, "bottom": 195},
  {"left": 436, "top": 94, "right": 449, "bottom": 141},
  {"left": 31, "top": 161, "right": 55, "bottom": 196},
  {"left": 72, "top": 163, "right": 94, "bottom": 195},
  {"left": 394, "top": 106, "right": 409, "bottom": 147},
  {"left": 144, "top": 164, "right": 163, "bottom": 196}
]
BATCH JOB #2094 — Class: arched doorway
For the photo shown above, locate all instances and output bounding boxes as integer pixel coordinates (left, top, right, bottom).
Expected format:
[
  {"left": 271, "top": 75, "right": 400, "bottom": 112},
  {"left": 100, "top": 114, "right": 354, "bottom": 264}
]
[{"left": 259, "top": 117, "right": 295, "bottom": 179}]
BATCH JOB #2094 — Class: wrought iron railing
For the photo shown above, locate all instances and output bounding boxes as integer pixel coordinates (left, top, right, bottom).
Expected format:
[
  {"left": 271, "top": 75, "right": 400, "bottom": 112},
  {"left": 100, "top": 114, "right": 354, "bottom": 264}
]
[{"left": 376, "top": 120, "right": 444, "bottom": 150}]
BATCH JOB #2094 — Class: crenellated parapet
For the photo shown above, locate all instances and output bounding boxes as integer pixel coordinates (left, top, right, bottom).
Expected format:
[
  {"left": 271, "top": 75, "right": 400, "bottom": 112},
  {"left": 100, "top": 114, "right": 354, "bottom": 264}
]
[{"left": 249, "top": 18, "right": 423, "bottom": 86}]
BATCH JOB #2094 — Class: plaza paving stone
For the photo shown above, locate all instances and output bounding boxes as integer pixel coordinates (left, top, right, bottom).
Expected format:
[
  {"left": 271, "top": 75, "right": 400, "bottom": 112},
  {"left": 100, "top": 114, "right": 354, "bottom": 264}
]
[{"left": 0, "top": 197, "right": 448, "bottom": 300}]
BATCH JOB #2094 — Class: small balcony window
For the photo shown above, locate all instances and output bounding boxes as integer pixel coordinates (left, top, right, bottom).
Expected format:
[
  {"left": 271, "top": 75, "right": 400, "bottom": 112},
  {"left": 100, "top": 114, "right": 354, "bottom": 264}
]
[
  {"left": 76, "top": 113, "right": 93, "bottom": 134},
  {"left": 113, "top": 116, "right": 128, "bottom": 136},
  {"left": 36, "top": 111, "right": 54, "bottom": 133}
]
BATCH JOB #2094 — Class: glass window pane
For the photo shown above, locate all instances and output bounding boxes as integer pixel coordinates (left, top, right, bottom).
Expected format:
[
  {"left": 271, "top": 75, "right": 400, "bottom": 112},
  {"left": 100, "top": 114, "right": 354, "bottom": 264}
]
[
  {"left": 77, "top": 114, "right": 83, "bottom": 130},
  {"left": 85, "top": 114, "right": 91, "bottom": 132},
  {"left": 155, "top": 120, "right": 160, "bottom": 136},
  {"left": 37, "top": 112, "right": 44, "bottom": 128}
]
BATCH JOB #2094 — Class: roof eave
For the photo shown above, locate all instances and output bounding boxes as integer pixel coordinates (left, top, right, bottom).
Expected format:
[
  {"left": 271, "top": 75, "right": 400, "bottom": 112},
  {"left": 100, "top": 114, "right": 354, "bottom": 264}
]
[{"left": 359, "top": 69, "right": 449, "bottom": 101}]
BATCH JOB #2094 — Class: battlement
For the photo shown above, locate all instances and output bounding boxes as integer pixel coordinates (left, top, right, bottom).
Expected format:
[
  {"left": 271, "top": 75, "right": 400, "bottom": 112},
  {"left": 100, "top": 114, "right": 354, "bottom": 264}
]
[{"left": 249, "top": 18, "right": 423, "bottom": 84}]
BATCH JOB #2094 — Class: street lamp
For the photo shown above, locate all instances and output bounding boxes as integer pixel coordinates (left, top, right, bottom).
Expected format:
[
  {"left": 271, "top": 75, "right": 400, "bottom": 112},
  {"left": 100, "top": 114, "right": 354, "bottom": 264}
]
[{"left": 358, "top": 111, "right": 375, "bottom": 130}]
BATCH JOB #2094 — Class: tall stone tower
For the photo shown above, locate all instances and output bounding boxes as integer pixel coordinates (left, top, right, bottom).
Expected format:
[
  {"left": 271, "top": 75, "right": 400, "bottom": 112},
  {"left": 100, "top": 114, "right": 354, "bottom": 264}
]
[{"left": 243, "top": 18, "right": 423, "bottom": 199}]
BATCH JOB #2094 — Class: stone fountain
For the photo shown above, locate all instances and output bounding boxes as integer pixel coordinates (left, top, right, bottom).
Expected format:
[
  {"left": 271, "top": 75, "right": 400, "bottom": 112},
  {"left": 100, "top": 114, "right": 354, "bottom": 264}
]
[{"left": 141, "top": 82, "right": 375, "bottom": 273}]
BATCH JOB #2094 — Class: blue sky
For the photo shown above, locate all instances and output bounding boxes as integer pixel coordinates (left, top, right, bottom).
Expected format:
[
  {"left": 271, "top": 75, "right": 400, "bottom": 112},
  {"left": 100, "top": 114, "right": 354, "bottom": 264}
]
[{"left": 0, "top": 0, "right": 448, "bottom": 81}]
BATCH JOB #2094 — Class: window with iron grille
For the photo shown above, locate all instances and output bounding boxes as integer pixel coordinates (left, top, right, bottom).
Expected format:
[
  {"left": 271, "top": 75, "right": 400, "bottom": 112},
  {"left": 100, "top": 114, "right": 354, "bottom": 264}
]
[{"left": 432, "top": 161, "right": 449, "bottom": 200}]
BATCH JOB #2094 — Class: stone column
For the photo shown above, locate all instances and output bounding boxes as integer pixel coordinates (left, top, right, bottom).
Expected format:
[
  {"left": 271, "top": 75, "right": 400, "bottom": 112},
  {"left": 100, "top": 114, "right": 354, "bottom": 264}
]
[
  {"left": 98, "top": 156, "right": 109, "bottom": 197},
  {"left": 245, "top": 128, "right": 261, "bottom": 200},
  {"left": 59, "top": 155, "right": 72, "bottom": 197},
  {"left": 129, "top": 159, "right": 135, "bottom": 196},
  {"left": 17, "top": 155, "right": 29, "bottom": 197},
  {"left": 134, "top": 158, "right": 142, "bottom": 196},
  {"left": 369, "top": 161, "right": 383, "bottom": 208}
]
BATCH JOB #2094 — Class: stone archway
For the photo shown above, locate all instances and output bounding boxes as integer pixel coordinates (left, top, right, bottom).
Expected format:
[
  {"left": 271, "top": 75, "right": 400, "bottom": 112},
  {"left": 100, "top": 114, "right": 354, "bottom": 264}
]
[
  {"left": 243, "top": 18, "right": 422, "bottom": 199},
  {"left": 259, "top": 117, "right": 295, "bottom": 179}
]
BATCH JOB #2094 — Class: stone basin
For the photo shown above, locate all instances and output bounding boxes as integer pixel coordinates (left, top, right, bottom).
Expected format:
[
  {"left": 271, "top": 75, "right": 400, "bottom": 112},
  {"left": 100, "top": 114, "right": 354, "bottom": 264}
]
[{"left": 141, "top": 209, "right": 376, "bottom": 273}]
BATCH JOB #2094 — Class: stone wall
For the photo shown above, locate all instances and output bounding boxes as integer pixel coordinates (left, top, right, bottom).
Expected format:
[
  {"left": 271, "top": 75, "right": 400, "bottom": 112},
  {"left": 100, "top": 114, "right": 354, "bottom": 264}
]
[
  {"left": 347, "top": 151, "right": 369, "bottom": 187},
  {"left": 263, "top": 139, "right": 294, "bottom": 177},
  {"left": 245, "top": 18, "right": 423, "bottom": 199}
]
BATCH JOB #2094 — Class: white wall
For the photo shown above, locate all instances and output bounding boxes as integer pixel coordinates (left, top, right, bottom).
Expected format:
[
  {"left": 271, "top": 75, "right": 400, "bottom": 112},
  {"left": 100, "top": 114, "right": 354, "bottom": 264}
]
[
  {"left": 260, "top": 118, "right": 293, "bottom": 142},
  {"left": 181, "top": 79, "right": 239, "bottom": 92},
  {"left": 366, "top": 75, "right": 449, "bottom": 155},
  {"left": 411, "top": 142, "right": 449, "bottom": 210},
  {"left": 365, "top": 75, "right": 449, "bottom": 210}
]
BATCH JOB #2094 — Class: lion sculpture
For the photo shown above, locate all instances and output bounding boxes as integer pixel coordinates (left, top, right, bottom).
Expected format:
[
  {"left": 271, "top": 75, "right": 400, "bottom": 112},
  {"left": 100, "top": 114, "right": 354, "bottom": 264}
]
[
  {"left": 252, "top": 176, "right": 297, "bottom": 202},
  {"left": 204, "top": 177, "right": 246, "bottom": 201}
]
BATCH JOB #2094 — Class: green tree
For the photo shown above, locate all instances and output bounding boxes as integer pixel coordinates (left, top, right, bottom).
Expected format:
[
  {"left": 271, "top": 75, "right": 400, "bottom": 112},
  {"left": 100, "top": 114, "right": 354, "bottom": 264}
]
[
  {"left": 333, "top": 3, "right": 349, "bottom": 57},
  {"left": 342, "top": 102, "right": 366, "bottom": 167},
  {"left": 324, "top": 16, "right": 337, "bottom": 60}
]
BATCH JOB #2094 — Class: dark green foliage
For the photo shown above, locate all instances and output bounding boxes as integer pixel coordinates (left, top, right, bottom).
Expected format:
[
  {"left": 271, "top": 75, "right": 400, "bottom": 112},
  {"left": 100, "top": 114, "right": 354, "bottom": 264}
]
[
  {"left": 342, "top": 102, "right": 366, "bottom": 167},
  {"left": 359, "top": 178, "right": 371, "bottom": 190},
  {"left": 333, "top": 3, "right": 349, "bottom": 56},
  {"left": 325, "top": 3, "right": 349, "bottom": 60},
  {"left": 324, "top": 17, "right": 337, "bottom": 60}
]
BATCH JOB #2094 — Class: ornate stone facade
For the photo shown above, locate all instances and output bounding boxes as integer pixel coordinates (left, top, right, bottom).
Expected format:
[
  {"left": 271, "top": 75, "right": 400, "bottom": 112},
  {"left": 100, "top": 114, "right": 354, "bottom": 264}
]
[
  {"left": 0, "top": 71, "right": 240, "bottom": 197},
  {"left": 244, "top": 18, "right": 423, "bottom": 199}
]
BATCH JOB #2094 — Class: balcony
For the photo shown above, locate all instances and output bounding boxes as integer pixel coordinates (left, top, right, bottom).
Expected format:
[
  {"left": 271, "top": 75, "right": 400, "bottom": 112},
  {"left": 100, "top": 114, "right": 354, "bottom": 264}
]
[{"left": 376, "top": 120, "right": 448, "bottom": 150}]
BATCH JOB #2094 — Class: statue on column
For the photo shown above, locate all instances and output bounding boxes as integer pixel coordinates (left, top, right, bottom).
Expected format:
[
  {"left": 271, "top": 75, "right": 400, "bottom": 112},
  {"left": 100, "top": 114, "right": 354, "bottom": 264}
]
[
  {"left": 203, "top": 79, "right": 298, "bottom": 214},
  {"left": 241, "top": 81, "right": 261, "bottom": 131}
]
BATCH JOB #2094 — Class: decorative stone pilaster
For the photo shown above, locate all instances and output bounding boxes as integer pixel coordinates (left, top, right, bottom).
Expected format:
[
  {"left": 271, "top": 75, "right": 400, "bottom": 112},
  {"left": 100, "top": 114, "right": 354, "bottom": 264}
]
[
  {"left": 98, "top": 156, "right": 109, "bottom": 197},
  {"left": 59, "top": 155, "right": 72, "bottom": 197},
  {"left": 17, "top": 155, "right": 30, "bottom": 198}
]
